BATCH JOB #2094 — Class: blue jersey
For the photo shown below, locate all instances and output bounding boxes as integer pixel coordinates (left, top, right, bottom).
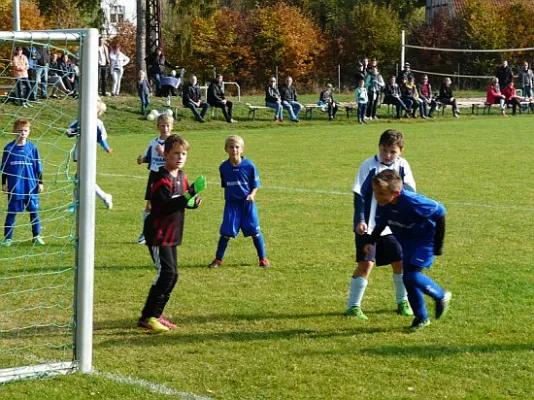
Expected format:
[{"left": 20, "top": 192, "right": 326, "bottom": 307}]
[
  {"left": 352, "top": 154, "right": 415, "bottom": 235},
  {"left": 1, "top": 141, "right": 42, "bottom": 200},
  {"left": 143, "top": 137, "right": 166, "bottom": 172},
  {"left": 219, "top": 157, "right": 260, "bottom": 201},
  {"left": 374, "top": 189, "right": 445, "bottom": 268},
  {"left": 67, "top": 119, "right": 110, "bottom": 162}
]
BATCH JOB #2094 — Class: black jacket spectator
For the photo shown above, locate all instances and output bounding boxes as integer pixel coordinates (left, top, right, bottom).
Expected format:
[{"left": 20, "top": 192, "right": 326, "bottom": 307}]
[
  {"left": 146, "top": 52, "right": 172, "bottom": 76},
  {"left": 280, "top": 85, "right": 297, "bottom": 102},
  {"left": 439, "top": 85, "right": 453, "bottom": 101},
  {"left": 207, "top": 79, "right": 226, "bottom": 105},
  {"left": 182, "top": 82, "right": 202, "bottom": 106},
  {"left": 496, "top": 62, "right": 513, "bottom": 89},
  {"left": 265, "top": 85, "right": 281, "bottom": 103}
]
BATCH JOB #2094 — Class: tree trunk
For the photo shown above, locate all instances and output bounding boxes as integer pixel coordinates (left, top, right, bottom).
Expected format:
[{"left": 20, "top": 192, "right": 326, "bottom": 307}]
[{"left": 136, "top": 0, "right": 147, "bottom": 72}]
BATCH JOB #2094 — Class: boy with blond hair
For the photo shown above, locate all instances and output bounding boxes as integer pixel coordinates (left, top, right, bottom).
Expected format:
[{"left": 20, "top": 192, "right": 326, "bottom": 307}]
[
  {"left": 209, "top": 135, "right": 270, "bottom": 268},
  {"left": 136, "top": 113, "right": 173, "bottom": 244},
  {"left": 138, "top": 135, "right": 206, "bottom": 332},
  {"left": 365, "top": 169, "right": 450, "bottom": 330},
  {"left": 1, "top": 119, "right": 44, "bottom": 246},
  {"left": 345, "top": 130, "right": 414, "bottom": 320}
]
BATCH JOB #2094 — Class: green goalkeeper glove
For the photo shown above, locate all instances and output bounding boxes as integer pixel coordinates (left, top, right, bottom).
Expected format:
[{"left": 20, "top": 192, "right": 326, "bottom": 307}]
[
  {"left": 184, "top": 175, "right": 207, "bottom": 200},
  {"left": 186, "top": 195, "right": 201, "bottom": 209}
]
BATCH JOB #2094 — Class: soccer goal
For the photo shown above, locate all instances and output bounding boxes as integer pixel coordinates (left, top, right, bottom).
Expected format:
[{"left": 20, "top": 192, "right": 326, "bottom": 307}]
[{"left": 0, "top": 28, "right": 98, "bottom": 384}]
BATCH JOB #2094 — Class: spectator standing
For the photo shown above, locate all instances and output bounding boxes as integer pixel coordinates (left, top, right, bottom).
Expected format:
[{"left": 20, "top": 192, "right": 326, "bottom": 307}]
[
  {"left": 182, "top": 74, "right": 209, "bottom": 123},
  {"left": 11, "top": 46, "right": 31, "bottom": 107},
  {"left": 23, "top": 46, "right": 39, "bottom": 102},
  {"left": 98, "top": 37, "right": 110, "bottom": 97},
  {"left": 35, "top": 44, "right": 50, "bottom": 99},
  {"left": 496, "top": 60, "right": 513, "bottom": 90},
  {"left": 137, "top": 70, "right": 151, "bottom": 117},
  {"left": 279, "top": 76, "right": 302, "bottom": 122},
  {"left": 365, "top": 65, "right": 385, "bottom": 120},
  {"left": 517, "top": 61, "right": 533, "bottom": 100},
  {"left": 355, "top": 79, "right": 368, "bottom": 124},
  {"left": 145, "top": 47, "right": 173, "bottom": 96},
  {"left": 397, "top": 62, "right": 414, "bottom": 83},
  {"left": 354, "top": 62, "right": 365, "bottom": 88},
  {"left": 109, "top": 44, "right": 130, "bottom": 96},
  {"left": 207, "top": 74, "right": 236, "bottom": 123},
  {"left": 318, "top": 83, "right": 338, "bottom": 121},
  {"left": 486, "top": 77, "right": 506, "bottom": 116}
]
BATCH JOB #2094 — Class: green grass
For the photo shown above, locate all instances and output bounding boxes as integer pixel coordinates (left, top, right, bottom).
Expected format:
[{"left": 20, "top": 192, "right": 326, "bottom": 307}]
[{"left": 1, "top": 95, "right": 534, "bottom": 399}]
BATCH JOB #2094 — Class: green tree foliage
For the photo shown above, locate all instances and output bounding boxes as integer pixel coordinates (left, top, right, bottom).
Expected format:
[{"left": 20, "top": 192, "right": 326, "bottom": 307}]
[{"left": 36, "top": 0, "right": 100, "bottom": 28}]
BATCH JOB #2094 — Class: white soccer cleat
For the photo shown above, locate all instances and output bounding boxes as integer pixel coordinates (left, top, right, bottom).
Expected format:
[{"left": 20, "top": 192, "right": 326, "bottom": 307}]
[{"left": 104, "top": 194, "right": 113, "bottom": 210}]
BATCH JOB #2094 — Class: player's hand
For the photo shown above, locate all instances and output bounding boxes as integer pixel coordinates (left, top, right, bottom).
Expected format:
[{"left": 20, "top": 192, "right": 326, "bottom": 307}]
[
  {"left": 37, "top": 184, "right": 43, "bottom": 194},
  {"left": 137, "top": 155, "right": 144, "bottom": 165},
  {"left": 356, "top": 222, "right": 368, "bottom": 235},
  {"left": 106, "top": 148, "right": 113, "bottom": 153},
  {"left": 246, "top": 194, "right": 255, "bottom": 202},
  {"left": 155, "top": 144, "right": 164, "bottom": 155},
  {"left": 1, "top": 184, "right": 7, "bottom": 193},
  {"left": 363, "top": 244, "right": 373, "bottom": 255},
  {"left": 186, "top": 195, "right": 201, "bottom": 209},
  {"left": 185, "top": 175, "right": 207, "bottom": 200}
]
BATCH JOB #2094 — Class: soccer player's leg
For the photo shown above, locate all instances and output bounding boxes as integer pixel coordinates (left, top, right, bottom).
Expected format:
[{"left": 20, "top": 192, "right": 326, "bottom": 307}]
[
  {"left": 403, "top": 265, "right": 430, "bottom": 330},
  {"left": 241, "top": 201, "right": 269, "bottom": 267},
  {"left": 345, "top": 234, "right": 374, "bottom": 320},
  {"left": 376, "top": 235, "right": 412, "bottom": 316},
  {"left": 27, "top": 196, "right": 44, "bottom": 245},
  {"left": 210, "top": 201, "right": 239, "bottom": 268},
  {"left": 95, "top": 183, "right": 112, "bottom": 209},
  {"left": 2, "top": 199, "right": 23, "bottom": 245}
]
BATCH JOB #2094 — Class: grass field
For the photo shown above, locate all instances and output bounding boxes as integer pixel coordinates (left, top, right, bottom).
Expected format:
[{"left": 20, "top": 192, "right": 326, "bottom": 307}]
[{"left": 1, "top": 95, "right": 534, "bottom": 399}]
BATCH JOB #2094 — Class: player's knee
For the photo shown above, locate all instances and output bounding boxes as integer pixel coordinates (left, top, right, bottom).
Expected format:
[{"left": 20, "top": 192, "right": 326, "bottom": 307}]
[{"left": 220, "top": 235, "right": 231, "bottom": 240}]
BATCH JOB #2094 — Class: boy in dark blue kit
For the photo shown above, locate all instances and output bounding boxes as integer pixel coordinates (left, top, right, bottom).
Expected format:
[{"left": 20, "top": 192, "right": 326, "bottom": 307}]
[
  {"left": 365, "top": 169, "right": 451, "bottom": 330},
  {"left": 209, "top": 135, "right": 270, "bottom": 268},
  {"left": 138, "top": 134, "right": 206, "bottom": 333}
]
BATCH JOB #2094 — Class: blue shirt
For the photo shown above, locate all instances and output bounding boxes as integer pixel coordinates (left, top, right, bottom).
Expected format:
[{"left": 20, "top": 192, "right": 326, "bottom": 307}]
[
  {"left": 1, "top": 141, "right": 42, "bottom": 200},
  {"left": 219, "top": 157, "right": 260, "bottom": 201},
  {"left": 374, "top": 189, "right": 446, "bottom": 267}
]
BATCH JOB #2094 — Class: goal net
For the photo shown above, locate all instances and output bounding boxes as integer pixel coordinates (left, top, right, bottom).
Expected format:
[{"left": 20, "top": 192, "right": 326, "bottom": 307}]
[{"left": 0, "top": 29, "right": 98, "bottom": 384}]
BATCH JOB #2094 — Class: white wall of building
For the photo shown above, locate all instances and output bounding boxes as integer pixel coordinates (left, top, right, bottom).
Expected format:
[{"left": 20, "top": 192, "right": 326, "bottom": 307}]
[{"left": 101, "top": 0, "right": 137, "bottom": 37}]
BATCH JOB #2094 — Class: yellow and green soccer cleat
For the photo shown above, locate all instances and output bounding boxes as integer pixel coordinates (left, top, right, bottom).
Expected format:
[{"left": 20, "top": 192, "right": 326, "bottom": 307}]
[
  {"left": 137, "top": 317, "right": 169, "bottom": 333},
  {"left": 344, "top": 306, "right": 368, "bottom": 320}
]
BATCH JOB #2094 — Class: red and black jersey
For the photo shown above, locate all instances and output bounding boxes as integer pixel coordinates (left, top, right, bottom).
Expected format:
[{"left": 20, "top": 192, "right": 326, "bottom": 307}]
[{"left": 144, "top": 167, "right": 190, "bottom": 247}]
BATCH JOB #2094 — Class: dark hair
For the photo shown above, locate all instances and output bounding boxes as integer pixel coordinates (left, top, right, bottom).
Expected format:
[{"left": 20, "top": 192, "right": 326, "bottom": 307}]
[
  {"left": 379, "top": 129, "right": 404, "bottom": 149},
  {"left": 372, "top": 169, "right": 402, "bottom": 192},
  {"left": 164, "top": 134, "right": 189, "bottom": 153}
]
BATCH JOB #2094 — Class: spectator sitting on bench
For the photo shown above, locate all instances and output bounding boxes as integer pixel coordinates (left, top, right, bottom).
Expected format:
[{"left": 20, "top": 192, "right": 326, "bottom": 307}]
[
  {"left": 399, "top": 77, "right": 416, "bottom": 118},
  {"left": 517, "top": 61, "right": 533, "bottom": 101},
  {"left": 182, "top": 74, "right": 209, "bottom": 123},
  {"left": 48, "top": 53, "right": 70, "bottom": 98},
  {"left": 502, "top": 81, "right": 523, "bottom": 116},
  {"left": 280, "top": 76, "right": 302, "bottom": 122},
  {"left": 437, "top": 77, "right": 459, "bottom": 118},
  {"left": 207, "top": 74, "right": 236, "bottom": 123},
  {"left": 265, "top": 77, "right": 284, "bottom": 122},
  {"left": 417, "top": 75, "right": 437, "bottom": 119},
  {"left": 486, "top": 77, "right": 506, "bottom": 116},
  {"left": 383, "top": 76, "right": 410, "bottom": 119},
  {"left": 318, "top": 83, "right": 338, "bottom": 121}
]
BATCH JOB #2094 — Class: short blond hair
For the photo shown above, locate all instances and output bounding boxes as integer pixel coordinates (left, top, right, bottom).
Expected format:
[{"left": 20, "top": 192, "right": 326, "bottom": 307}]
[
  {"left": 13, "top": 118, "right": 30, "bottom": 131},
  {"left": 157, "top": 113, "right": 174, "bottom": 126},
  {"left": 225, "top": 135, "right": 244, "bottom": 149},
  {"left": 96, "top": 99, "right": 107, "bottom": 117}
]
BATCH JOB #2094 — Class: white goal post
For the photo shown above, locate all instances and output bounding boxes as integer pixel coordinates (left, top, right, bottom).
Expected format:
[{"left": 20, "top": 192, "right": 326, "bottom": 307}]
[{"left": 0, "top": 28, "right": 98, "bottom": 383}]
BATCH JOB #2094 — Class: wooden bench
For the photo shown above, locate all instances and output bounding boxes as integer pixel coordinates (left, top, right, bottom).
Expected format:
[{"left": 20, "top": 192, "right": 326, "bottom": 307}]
[
  {"left": 303, "top": 104, "right": 324, "bottom": 120},
  {"left": 343, "top": 102, "right": 358, "bottom": 119},
  {"left": 245, "top": 103, "right": 275, "bottom": 121}
]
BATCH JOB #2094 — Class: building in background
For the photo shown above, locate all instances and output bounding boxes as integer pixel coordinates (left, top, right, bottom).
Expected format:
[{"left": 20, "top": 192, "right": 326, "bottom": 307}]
[
  {"left": 426, "top": 0, "right": 512, "bottom": 22},
  {"left": 101, "top": 0, "right": 137, "bottom": 36}
]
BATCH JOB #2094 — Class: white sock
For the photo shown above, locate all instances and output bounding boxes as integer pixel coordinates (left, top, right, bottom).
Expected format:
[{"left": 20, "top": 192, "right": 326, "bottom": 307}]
[
  {"left": 347, "top": 277, "right": 368, "bottom": 308},
  {"left": 143, "top": 210, "right": 150, "bottom": 221},
  {"left": 392, "top": 273, "right": 407, "bottom": 304},
  {"left": 95, "top": 183, "right": 107, "bottom": 201}
]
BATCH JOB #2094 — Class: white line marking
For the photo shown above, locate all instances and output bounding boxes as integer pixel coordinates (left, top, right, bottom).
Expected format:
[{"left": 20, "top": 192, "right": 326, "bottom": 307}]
[
  {"left": 93, "top": 370, "right": 213, "bottom": 400},
  {"left": 99, "top": 173, "right": 534, "bottom": 212}
]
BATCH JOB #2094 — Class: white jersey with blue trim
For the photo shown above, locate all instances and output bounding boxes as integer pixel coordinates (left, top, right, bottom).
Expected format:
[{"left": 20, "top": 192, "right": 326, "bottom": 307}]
[
  {"left": 351, "top": 154, "right": 415, "bottom": 235},
  {"left": 144, "top": 137, "right": 166, "bottom": 172}
]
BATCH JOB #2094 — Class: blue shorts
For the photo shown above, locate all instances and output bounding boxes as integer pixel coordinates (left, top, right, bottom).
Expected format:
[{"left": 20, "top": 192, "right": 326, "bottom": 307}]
[
  {"left": 220, "top": 199, "right": 261, "bottom": 238},
  {"left": 401, "top": 239, "right": 434, "bottom": 268},
  {"left": 8, "top": 196, "right": 39, "bottom": 213},
  {"left": 355, "top": 233, "right": 402, "bottom": 266}
]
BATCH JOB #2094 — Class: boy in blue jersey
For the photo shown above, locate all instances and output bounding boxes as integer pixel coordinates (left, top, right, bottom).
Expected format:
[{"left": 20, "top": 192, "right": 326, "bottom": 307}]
[
  {"left": 138, "top": 134, "right": 206, "bottom": 332},
  {"left": 345, "top": 130, "right": 414, "bottom": 320},
  {"left": 66, "top": 98, "right": 113, "bottom": 210},
  {"left": 366, "top": 169, "right": 451, "bottom": 330},
  {"left": 136, "top": 113, "right": 173, "bottom": 244},
  {"left": 1, "top": 119, "right": 44, "bottom": 247},
  {"left": 209, "top": 135, "right": 270, "bottom": 268}
]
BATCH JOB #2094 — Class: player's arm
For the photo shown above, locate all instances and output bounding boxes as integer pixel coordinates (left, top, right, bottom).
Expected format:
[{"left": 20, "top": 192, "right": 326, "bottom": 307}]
[
  {"left": 246, "top": 188, "right": 258, "bottom": 202},
  {"left": 1, "top": 150, "right": 9, "bottom": 192},
  {"left": 153, "top": 176, "right": 207, "bottom": 212},
  {"left": 353, "top": 192, "right": 366, "bottom": 234}
]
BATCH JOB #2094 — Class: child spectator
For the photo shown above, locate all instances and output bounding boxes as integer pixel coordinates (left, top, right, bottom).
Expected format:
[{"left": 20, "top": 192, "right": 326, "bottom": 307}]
[
  {"left": 11, "top": 46, "right": 31, "bottom": 108},
  {"left": 345, "top": 130, "right": 414, "bottom": 320},
  {"left": 138, "top": 135, "right": 206, "bottom": 332},
  {"left": 209, "top": 135, "right": 270, "bottom": 269},
  {"left": 355, "top": 79, "right": 368, "bottom": 124},
  {"left": 365, "top": 169, "right": 451, "bottom": 331},
  {"left": 265, "top": 77, "right": 283, "bottom": 122},
  {"left": 437, "top": 77, "right": 460, "bottom": 118},
  {"left": 486, "top": 77, "right": 506, "bottom": 116},
  {"left": 1, "top": 119, "right": 44, "bottom": 247},
  {"left": 318, "top": 83, "right": 338, "bottom": 121},
  {"left": 137, "top": 70, "right": 151, "bottom": 117},
  {"left": 417, "top": 75, "right": 437, "bottom": 118},
  {"left": 502, "top": 81, "right": 523, "bottom": 116},
  {"left": 135, "top": 113, "right": 173, "bottom": 245},
  {"left": 66, "top": 98, "right": 113, "bottom": 210},
  {"left": 383, "top": 76, "right": 410, "bottom": 119}
]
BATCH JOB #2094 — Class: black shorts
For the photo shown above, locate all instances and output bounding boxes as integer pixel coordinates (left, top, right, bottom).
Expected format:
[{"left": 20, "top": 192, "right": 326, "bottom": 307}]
[
  {"left": 144, "top": 170, "right": 159, "bottom": 201},
  {"left": 355, "top": 233, "right": 402, "bottom": 266}
]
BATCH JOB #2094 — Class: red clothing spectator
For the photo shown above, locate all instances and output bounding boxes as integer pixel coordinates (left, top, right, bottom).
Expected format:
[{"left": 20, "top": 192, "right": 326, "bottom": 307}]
[{"left": 486, "top": 79, "right": 506, "bottom": 115}]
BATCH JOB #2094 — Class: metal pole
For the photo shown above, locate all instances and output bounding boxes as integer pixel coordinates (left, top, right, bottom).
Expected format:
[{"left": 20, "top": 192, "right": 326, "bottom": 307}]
[
  {"left": 337, "top": 64, "right": 341, "bottom": 92},
  {"left": 76, "top": 28, "right": 99, "bottom": 375},
  {"left": 13, "top": 0, "right": 20, "bottom": 31},
  {"left": 401, "top": 30, "right": 405, "bottom": 67},
  {"left": 275, "top": 66, "right": 278, "bottom": 83},
  {"left": 457, "top": 63, "right": 460, "bottom": 90}
]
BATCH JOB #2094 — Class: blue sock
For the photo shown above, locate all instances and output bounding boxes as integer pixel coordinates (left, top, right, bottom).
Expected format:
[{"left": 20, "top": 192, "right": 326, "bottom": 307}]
[
  {"left": 215, "top": 236, "right": 230, "bottom": 260},
  {"left": 4, "top": 213, "right": 16, "bottom": 239},
  {"left": 404, "top": 269, "right": 445, "bottom": 320},
  {"left": 30, "top": 212, "right": 41, "bottom": 237},
  {"left": 252, "top": 233, "right": 266, "bottom": 259}
]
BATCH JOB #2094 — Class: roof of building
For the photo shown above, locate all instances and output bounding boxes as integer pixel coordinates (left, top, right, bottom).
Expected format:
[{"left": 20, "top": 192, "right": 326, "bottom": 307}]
[{"left": 453, "top": 0, "right": 515, "bottom": 13}]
